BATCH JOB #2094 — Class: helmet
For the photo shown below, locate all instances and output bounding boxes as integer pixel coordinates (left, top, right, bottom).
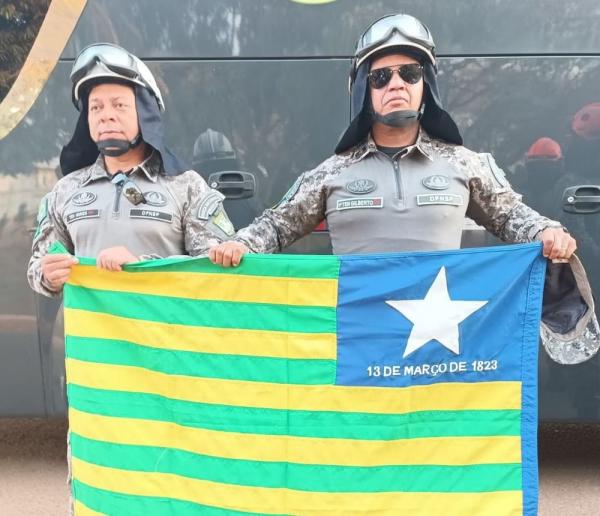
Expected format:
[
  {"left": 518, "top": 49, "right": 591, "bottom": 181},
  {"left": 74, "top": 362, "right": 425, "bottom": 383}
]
[
  {"left": 70, "top": 43, "right": 165, "bottom": 111},
  {"left": 526, "top": 137, "right": 563, "bottom": 161},
  {"left": 335, "top": 13, "right": 462, "bottom": 153},
  {"left": 61, "top": 43, "right": 188, "bottom": 175},
  {"left": 571, "top": 103, "right": 600, "bottom": 140},
  {"left": 193, "top": 128, "right": 237, "bottom": 163},
  {"left": 350, "top": 13, "right": 436, "bottom": 91},
  {"left": 192, "top": 129, "right": 240, "bottom": 176}
]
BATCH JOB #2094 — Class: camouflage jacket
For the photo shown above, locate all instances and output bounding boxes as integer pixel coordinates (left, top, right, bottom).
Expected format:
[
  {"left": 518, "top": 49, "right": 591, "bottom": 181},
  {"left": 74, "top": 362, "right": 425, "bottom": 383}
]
[
  {"left": 236, "top": 131, "right": 562, "bottom": 254},
  {"left": 28, "top": 152, "right": 233, "bottom": 297}
]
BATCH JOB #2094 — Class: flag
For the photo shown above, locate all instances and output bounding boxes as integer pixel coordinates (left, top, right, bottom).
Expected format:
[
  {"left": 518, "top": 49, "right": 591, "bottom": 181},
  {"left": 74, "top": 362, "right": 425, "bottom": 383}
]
[{"left": 64, "top": 243, "right": 545, "bottom": 515}]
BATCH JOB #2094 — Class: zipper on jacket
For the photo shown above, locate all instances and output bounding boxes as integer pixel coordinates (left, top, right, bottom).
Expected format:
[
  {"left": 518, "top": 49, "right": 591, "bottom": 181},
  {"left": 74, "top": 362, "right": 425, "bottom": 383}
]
[
  {"left": 377, "top": 149, "right": 405, "bottom": 201},
  {"left": 392, "top": 159, "right": 402, "bottom": 200},
  {"left": 113, "top": 182, "right": 123, "bottom": 218}
]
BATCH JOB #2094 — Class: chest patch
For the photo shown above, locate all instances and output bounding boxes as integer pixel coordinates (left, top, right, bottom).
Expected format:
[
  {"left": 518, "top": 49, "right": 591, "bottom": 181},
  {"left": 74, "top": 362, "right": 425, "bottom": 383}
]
[
  {"left": 336, "top": 197, "right": 383, "bottom": 210},
  {"left": 345, "top": 179, "right": 377, "bottom": 195},
  {"left": 130, "top": 209, "right": 173, "bottom": 223},
  {"left": 66, "top": 209, "right": 101, "bottom": 223},
  {"left": 416, "top": 194, "right": 463, "bottom": 206},
  {"left": 71, "top": 191, "right": 97, "bottom": 206},
  {"left": 422, "top": 175, "right": 450, "bottom": 190},
  {"left": 144, "top": 191, "right": 168, "bottom": 207}
]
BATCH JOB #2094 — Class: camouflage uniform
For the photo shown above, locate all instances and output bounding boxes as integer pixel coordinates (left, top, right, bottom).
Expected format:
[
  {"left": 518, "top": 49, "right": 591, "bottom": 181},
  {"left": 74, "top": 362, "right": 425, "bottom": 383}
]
[
  {"left": 235, "top": 130, "right": 562, "bottom": 254},
  {"left": 28, "top": 151, "right": 234, "bottom": 297}
]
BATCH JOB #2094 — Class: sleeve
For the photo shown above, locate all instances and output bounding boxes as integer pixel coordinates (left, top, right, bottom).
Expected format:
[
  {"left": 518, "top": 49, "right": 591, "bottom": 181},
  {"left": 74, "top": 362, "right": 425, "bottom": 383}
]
[
  {"left": 465, "top": 153, "right": 563, "bottom": 243},
  {"left": 27, "top": 192, "right": 75, "bottom": 297},
  {"left": 234, "top": 167, "right": 328, "bottom": 254},
  {"left": 182, "top": 174, "right": 236, "bottom": 256}
]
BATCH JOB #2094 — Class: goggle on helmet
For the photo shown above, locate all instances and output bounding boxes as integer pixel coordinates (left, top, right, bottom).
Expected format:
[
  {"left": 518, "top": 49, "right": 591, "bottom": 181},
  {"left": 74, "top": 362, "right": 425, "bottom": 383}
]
[
  {"left": 350, "top": 13, "right": 436, "bottom": 91},
  {"left": 70, "top": 42, "right": 165, "bottom": 111}
]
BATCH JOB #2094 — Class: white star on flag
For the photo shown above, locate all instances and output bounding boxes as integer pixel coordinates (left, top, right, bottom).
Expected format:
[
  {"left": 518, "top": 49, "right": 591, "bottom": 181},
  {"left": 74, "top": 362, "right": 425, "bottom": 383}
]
[{"left": 386, "top": 267, "right": 488, "bottom": 358}]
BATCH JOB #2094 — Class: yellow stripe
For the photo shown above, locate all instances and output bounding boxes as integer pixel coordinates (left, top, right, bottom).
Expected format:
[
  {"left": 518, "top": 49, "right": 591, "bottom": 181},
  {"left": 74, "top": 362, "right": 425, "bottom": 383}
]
[
  {"left": 69, "top": 408, "right": 521, "bottom": 466},
  {"left": 64, "top": 308, "right": 336, "bottom": 360},
  {"left": 69, "top": 266, "right": 338, "bottom": 307},
  {"left": 74, "top": 500, "right": 104, "bottom": 516},
  {"left": 72, "top": 458, "right": 523, "bottom": 515},
  {"left": 66, "top": 359, "right": 521, "bottom": 413}
]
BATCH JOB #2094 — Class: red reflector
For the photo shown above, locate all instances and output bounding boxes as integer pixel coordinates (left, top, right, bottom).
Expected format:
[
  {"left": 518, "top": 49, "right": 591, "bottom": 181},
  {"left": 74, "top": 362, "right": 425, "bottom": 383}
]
[{"left": 313, "top": 220, "right": 328, "bottom": 232}]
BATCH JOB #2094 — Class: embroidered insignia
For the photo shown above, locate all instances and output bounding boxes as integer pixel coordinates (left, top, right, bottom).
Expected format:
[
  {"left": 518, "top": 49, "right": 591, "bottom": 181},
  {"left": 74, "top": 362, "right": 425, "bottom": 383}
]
[
  {"left": 210, "top": 207, "right": 235, "bottom": 236},
  {"left": 33, "top": 197, "right": 48, "bottom": 239},
  {"left": 130, "top": 209, "right": 173, "bottom": 223},
  {"left": 416, "top": 194, "right": 463, "bottom": 206},
  {"left": 422, "top": 175, "right": 450, "bottom": 190},
  {"left": 275, "top": 176, "right": 302, "bottom": 207},
  {"left": 336, "top": 197, "right": 384, "bottom": 210},
  {"left": 144, "top": 191, "right": 168, "bottom": 207},
  {"left": 71, "top": 191, "right": 97, "bottom": 206},
  {"left": 482, "top": 154, "right": 509, "bottom": 188},
  {"left": 345, "top": 179, "right": 377, "bottom": 195},
  {"left": 198, "top": 191, "right": 225, "bottom": 220}
]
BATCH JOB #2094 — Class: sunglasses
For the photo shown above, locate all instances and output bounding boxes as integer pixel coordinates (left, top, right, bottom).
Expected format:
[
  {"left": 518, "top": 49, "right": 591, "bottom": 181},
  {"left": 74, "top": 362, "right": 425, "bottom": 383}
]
[
  {"left": 368, "top": 64, "right": 424, "bottom": 89},
  {"left": 111, "top": 172, "right": 146, "bottom": 205}
]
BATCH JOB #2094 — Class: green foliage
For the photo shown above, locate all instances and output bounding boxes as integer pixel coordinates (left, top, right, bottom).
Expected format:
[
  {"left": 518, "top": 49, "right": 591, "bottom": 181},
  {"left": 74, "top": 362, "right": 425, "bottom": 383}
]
[{"left": 0, "top": 0, "right": 51, "bottom": 101}]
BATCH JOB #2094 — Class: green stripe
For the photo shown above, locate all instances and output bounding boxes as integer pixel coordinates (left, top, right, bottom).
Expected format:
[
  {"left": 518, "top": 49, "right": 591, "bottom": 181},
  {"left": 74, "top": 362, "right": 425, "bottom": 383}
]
[
  {"left": 73, "top": 479, "right": 275, "bottom": 516},
  {"left": 66, "top": 336, "right": 335, "bottom": 385},
  {"left": 75, "top": 254, "right": 340, "bottom": 279},
  {"left": 64, "top": 286, "right": 336, "bottom": 333},
  {"left": 68, "top": 385, "right": 521, "bottom": 441},
  {"left": 70, "top": 433, "right": 521, "bottom": 493}
]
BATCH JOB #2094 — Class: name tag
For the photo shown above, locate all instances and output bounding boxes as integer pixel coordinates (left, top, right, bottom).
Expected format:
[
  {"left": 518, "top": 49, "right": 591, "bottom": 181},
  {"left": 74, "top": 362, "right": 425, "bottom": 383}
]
[
  {"left": 336, "top": 197, "right": 384, "bottom": 211},
  {"left": 66, "top": 209, "right": 100, "bottom": 223},
  {"left": 130, "top": 209, "right": 172, "bottom": 223},
  {"left": 416, "top": 194, "right": 463, "bottom": 206}
]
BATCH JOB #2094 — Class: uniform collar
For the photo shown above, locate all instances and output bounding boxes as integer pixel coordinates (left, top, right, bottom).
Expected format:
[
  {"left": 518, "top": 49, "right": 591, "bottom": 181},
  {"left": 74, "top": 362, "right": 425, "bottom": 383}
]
[
  {"left": 350, "top": 127, "right": 435, "bottom": 162},
  {"left": 414, "top": 130, "right": 436, "bottom": 161},
  {"left": 80, "top": 150, "right": 161, "bottom": 186},
  {"left": 79, "top": 155, "right": 110, "bottom": 186},
  {"left": 132, "top": 151, "right": 161, "bottom": 183}
]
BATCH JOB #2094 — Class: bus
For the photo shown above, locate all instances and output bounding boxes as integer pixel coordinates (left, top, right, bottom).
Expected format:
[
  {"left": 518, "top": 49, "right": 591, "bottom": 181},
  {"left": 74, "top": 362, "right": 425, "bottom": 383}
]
[{"left": 1, "top": 0, "right": 599, "bottom": 420}]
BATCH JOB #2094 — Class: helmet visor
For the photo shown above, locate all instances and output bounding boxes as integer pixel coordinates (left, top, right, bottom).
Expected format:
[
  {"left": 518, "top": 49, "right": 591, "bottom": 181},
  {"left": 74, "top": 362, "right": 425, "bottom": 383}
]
[
  {"left": 356, "top": 14, "right": 435, "bottom": 65},
  {"left": 71, "top": 43, "right": 164, "bottom": 110},
  {"left": 71, "top": 43, "right": 140, "bottom": 85}
]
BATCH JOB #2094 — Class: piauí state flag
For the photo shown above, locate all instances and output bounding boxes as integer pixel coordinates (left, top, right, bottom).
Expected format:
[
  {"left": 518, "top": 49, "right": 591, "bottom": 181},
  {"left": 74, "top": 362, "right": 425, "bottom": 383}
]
[{"left": 61, "top": 242, "right": 545, "bottom": 516}]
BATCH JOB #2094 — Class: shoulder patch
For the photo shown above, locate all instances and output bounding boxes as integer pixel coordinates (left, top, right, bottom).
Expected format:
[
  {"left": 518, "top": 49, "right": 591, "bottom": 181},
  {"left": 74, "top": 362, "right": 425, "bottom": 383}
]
[
  {"left": 33, "top": 196, "right": 49, "bottom": 239},
  {"left": 36, "top": 196, "right": 48, "bottom": 224},
  {"left": 197, "top": 190, "right": 225, "bottom": 220},
  {"left": 481, "top": 153, "right": 509, "bottom": 188},
  {"left": 210, "top": 206, "right": 235, "bottom": 237},
  {"left": 275, "top": 176, "right": 303, "bottom": 207}
]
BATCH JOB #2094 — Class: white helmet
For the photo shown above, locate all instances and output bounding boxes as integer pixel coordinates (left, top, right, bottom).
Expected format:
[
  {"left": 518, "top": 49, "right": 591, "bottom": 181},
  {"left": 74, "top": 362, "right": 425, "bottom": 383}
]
[
  {"left": 70, "top": 42, "right": 165, "bottom": 111},
  {"left": 350, "top": 13, "right": 436, "bottom": 90}
]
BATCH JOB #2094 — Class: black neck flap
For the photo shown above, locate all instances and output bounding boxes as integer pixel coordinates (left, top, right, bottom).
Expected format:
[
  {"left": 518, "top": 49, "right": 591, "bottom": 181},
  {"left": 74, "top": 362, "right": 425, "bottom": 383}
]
[
  {"left": 335, "top": 58, "right": 462, "bottom": 154},
  {"left": 59, "top": 85, "right": 188, "bottom": 176}
]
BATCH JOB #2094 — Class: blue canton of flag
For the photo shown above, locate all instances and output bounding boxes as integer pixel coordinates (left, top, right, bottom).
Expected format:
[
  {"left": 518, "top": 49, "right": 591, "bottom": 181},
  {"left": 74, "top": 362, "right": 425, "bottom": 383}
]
[{"left": 336, "top": 243, "right": 546, "bottom": 389}]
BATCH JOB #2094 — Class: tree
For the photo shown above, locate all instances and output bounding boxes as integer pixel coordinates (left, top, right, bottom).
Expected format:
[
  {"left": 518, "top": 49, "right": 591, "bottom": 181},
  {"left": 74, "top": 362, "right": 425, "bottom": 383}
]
[{"left": 0, "top": 0, "right": 51, "bottom": 102}]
